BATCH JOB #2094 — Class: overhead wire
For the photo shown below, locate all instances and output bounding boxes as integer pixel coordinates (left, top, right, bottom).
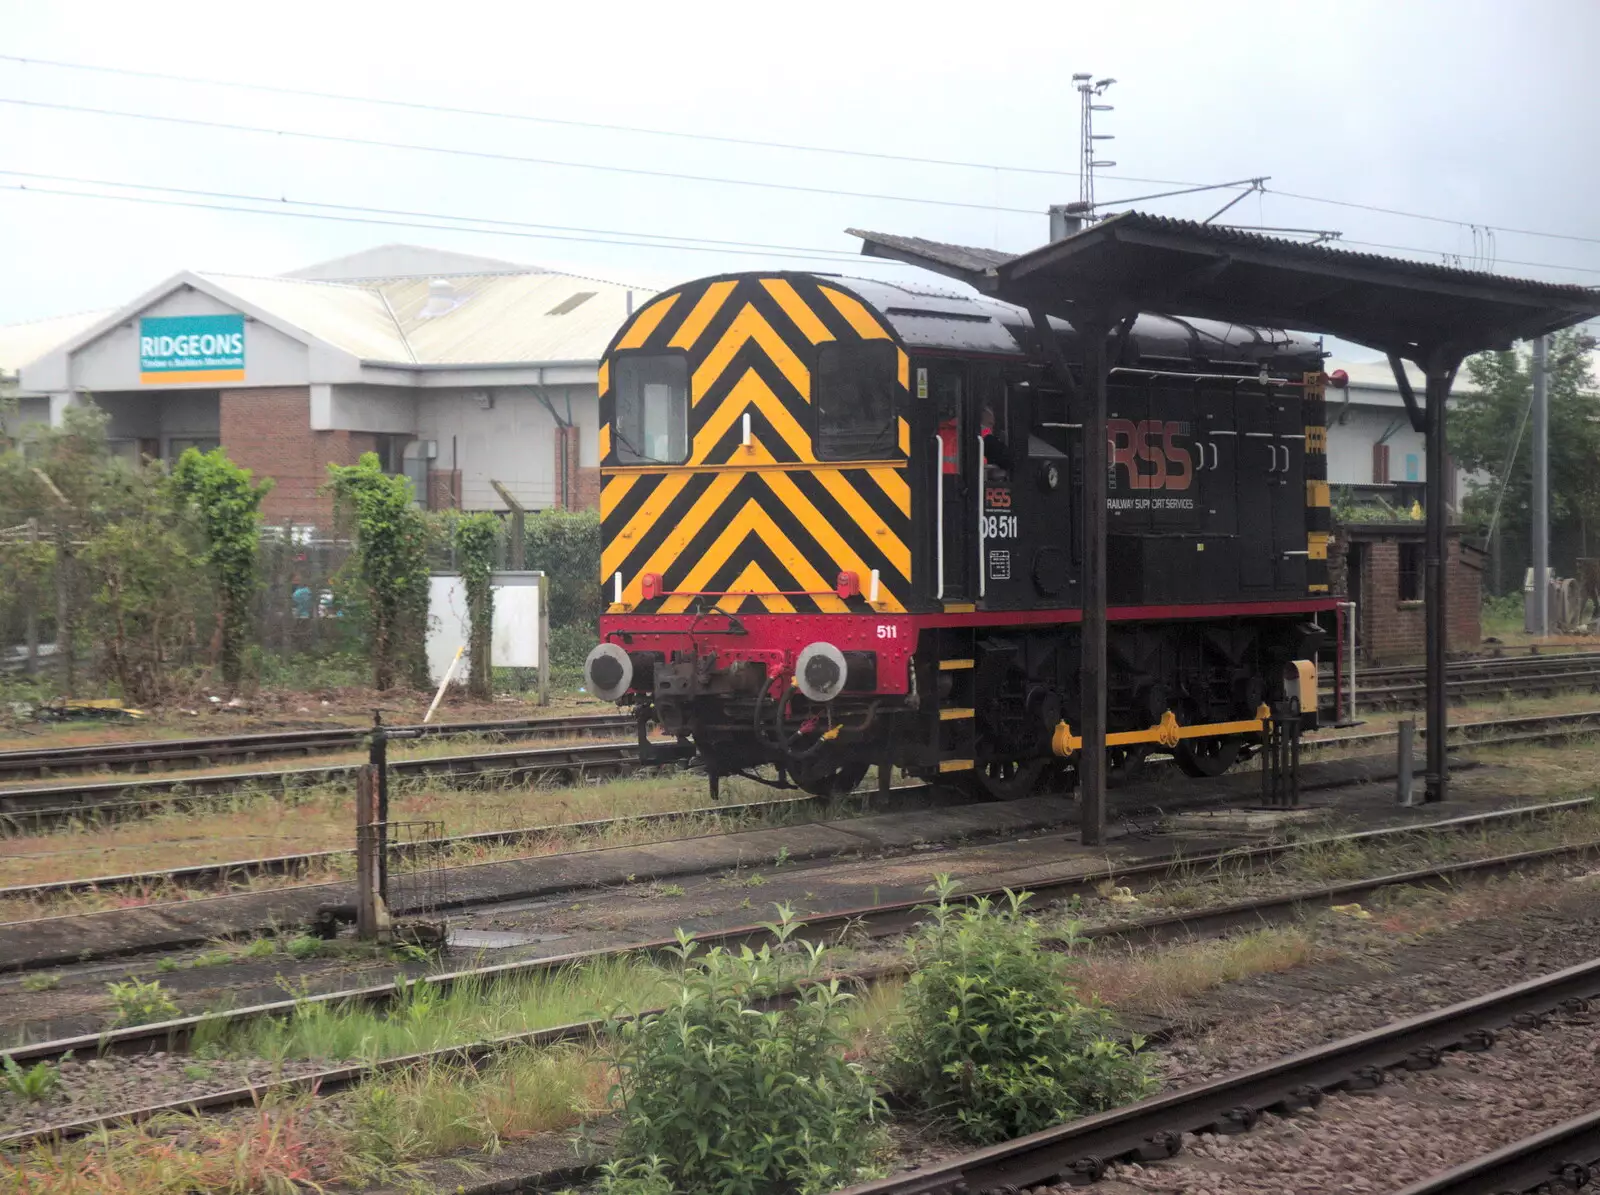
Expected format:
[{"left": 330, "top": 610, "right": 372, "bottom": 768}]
[
  {"left": 0, "top": 181, "right": 904, "bottom": 266},
  {"left": 5, "top": 53, "right": 1599, "bottom": 251},
  {"left": 0, "top": 169, "right": 877, "bottom": 261},
  {"left": 0, "top": 52, "right": 1212, "bottom": 188},
  {"left": 0, "top": 97, "right": 1048, "bottom": 216}
]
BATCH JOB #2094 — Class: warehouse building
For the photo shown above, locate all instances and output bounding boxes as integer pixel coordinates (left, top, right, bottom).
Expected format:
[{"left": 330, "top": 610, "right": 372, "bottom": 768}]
[{"left": 10, "top": 245, "right": 650, "bottom": 525}]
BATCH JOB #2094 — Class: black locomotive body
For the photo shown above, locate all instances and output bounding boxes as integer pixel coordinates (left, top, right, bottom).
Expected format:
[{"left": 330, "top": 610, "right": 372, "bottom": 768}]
[{"left": 586, "top": 271, "right": 1334, "bottom": 799}]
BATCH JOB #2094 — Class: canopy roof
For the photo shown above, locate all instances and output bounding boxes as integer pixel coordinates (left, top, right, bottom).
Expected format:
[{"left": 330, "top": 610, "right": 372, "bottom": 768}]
[{"left": 852, "top": 213, "right": 1600, "bottom": 362}]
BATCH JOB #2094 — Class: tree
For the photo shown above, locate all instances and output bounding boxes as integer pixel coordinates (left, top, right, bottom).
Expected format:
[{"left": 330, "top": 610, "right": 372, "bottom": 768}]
[
  {"left": 170, "top": 448, "right": 273, "bottom": 688},
  {"left": 1451, "top": 329, "right": 1600, "bottom": 584},
  {"left": 326, "top": 454, "right": 431, "bottom": 691}
]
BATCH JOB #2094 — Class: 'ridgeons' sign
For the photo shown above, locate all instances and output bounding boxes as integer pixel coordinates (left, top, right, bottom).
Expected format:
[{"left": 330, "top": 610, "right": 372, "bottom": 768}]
[{"left": 139, "top": 314, "right": 245, "bottom": 384}]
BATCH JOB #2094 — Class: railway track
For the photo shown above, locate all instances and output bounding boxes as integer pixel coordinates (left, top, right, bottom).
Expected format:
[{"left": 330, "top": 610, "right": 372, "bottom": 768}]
[
  {"left": 0, "top": 651, "right": 1591, "bottom": 784},
  {"left": 0, "top": 790, "right": 826, "bottom": 903},
  {"left": 0, "top": 737, "right": 652, "bottom": 831},
  {"left": 4, "top": 797, "right": 1595, "bottom": 1067},
  {"left": 6, "top": 702, "right": 1599, "bottom": 838},
  {"left": 0, "top": 710, "right": 634, "bottom": 780},
  {"left": 5, "top": 806, "right": 1600, "bottom": 1154},
  {"left": 830, "top": 956, "right": 1600, "bottom": 1195},
  {"left": 6, "top": 699, "right": 1598, "bottom": 910},
  {"left": 1394, "top": 1107, "right": 1600, "bottom": 1195},
  {"left": 1319, "top": 648, "right": 1600, "bottom": 710}
]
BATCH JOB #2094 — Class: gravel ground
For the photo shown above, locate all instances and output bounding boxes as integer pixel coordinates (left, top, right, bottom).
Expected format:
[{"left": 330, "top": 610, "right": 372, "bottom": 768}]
[
  {"left": 0, "top": 1052, "right": 335, "bottom": 1138},
  {"left": 1070, "top": 1012, "right": 1600, "bottom": 1194},
  {"left": 1153, "top": 886, "right": 1600, "bottom": 1083}
]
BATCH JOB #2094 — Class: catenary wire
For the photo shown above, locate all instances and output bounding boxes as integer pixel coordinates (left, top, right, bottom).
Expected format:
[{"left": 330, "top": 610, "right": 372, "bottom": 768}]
[
  {"left": 0, "top": 52, "right": 1206, "bottom": 187},
  {"left": 1339, "top": 239, "right": 1600, "bottom": 279},
  {"left": 15, "top": 167, "right": 1597, "bottom": 284},
  {"left": 0, "top": 97, "right": 1048, "bottom": 216},
  {"left": 0, "top": 169, "right": 876, "bottom": 261},
  {"left": 0, "top": 183, "right": 904, "bottom": 266},
  {"left": 7, "top": 175, "right": 1598, "bottom": 294},
  {"left": 5, "top": 53, "right": 1598, "bottom": 250},
  {"left": 1268, "top": 187, "right": 1600, "bottom": 249}
]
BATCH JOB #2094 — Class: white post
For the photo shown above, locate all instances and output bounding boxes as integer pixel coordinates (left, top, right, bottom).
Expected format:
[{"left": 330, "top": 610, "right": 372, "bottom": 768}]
[{"left": 424, "top": 645, "right": 464, "bottom": 723}]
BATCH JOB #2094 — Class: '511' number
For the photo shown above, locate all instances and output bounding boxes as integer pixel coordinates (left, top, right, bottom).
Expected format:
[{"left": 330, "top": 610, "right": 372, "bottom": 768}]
[{"left": 984, "top": 514, "right": 1018, "bottom": 539}]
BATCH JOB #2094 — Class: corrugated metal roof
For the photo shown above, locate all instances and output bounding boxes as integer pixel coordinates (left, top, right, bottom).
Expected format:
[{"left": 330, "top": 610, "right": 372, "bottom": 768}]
[
  {"left": 204, "top": 273, "right": 414, "bottom": 362},
  {"left": 1097, "top": 214, "right": 1600, "bottom": 301},
  {"left": 378, "top": 272, "right": 640, "bottom": 365},
  {"left": 0, "top": 309, "right": 110, "bottom": 375},
  {"left": 855, "top": 213, "right": 1600, "bottom": 352},
  {"left": 198, "top": 269, "right": 646, "bottom": 367},
  {"left": 283, "top": 243, "right": 536, "bottom": 282}
]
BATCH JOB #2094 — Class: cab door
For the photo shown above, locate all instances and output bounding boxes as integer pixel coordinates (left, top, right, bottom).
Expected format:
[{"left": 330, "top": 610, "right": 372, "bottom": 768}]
[{"left": 925, "top": 361, "right": 972, "bottom": 602}]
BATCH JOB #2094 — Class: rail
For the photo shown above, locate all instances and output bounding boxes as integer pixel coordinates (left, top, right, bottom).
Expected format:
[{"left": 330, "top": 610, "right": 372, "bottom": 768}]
[
  {"left": 9, "top": 825, "right": 1600, "bottom": 1155},
  {"left": 831, "top": 956, "right": 1600, "bottom": 1195}
]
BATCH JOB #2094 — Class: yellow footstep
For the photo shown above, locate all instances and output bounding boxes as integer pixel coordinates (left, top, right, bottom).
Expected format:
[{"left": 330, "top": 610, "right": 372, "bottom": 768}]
[
  {"left": 1107, "top": 886, "right": 1140, "bottom": 905},
  {"left": 1331, "top": 903, "right": 1372, "bottom": 919}
]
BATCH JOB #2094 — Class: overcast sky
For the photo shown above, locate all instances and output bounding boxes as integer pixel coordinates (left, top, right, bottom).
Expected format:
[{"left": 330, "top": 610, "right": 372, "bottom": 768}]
[{"left": 2, "top": 0, "right": 1596, "bottom": 359}]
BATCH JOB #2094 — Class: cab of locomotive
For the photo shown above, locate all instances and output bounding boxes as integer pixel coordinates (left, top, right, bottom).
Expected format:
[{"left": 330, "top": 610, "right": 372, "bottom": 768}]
[{"left": 583, "top": 273, "right": 918, "bottom": 753}]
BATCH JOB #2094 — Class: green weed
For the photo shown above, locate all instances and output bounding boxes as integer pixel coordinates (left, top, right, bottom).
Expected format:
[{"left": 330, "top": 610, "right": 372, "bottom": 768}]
[
  {"left": 105, "top": 977, "right": 181, "bottom": 1027},
  {"left": 602, "top": 907, "right": 886, "bottom": 1195},
  {"left": 284, "top": 934, "right": 324, "bottom": 961},
  {"left": 214, "top": 957, "right": 672, "bottom": 1065},
  {"left": 887, "top": 876, "right": 1156, "bottom": 1144},
  {"left": 3, "top": 1054, "right": 62, "bottom": 1101},
  {"left": 20, "top": 973, "right": 61, "bottom": 992}
]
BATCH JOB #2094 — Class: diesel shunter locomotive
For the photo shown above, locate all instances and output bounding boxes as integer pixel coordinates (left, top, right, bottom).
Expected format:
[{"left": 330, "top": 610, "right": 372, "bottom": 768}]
[{"left": 584, "top": 271, "right": 1334, "bottom": 799}]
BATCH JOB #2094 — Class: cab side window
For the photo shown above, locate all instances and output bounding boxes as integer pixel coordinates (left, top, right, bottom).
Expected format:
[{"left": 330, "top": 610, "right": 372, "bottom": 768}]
[
  {"left": 614, "top": 354, "right": 689, "bottom": 464},
  {"left": 816, "top": 341, "right": 898, "bottom": 460}
]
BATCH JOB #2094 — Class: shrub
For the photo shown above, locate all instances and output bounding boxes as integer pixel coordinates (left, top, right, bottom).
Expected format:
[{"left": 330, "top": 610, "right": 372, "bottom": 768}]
[
  {"left": 170, "top": 448, "right": 272, "bottom": 687},
  {"left": 525, "top": 509, "right": 600, "bottom": 631},
  {"left": 603, "top": 908, "right": 885, "bottom": 1195},
  {"left": 886, "top": 877, "right": 1157, "bottom": 1144},
  {"left": 106, "top": 977, "right": 182, "bottom": 1027},
  {"left": 325, "top": 454, "right": 431, "bottom": 691}
]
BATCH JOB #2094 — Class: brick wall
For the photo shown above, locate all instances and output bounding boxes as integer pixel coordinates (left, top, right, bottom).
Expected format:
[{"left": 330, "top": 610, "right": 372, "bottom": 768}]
[
  {"left": 219, "top": 388, "right": 376, "bottom": 526},
  {"left": 552, "top": 424, "right": 599, "bottom": 511},
  {"left": 1329, "top": 525, "right": 1482, "bottom": 663}
]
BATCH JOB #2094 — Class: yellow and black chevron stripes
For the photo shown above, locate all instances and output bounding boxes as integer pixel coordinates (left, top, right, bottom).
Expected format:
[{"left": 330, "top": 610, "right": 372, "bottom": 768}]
[
  {"left": 1303, "top": 372, "right": 1331, "bottom": 594},
  {"left": 598, "top": 274, "right": 911, "bottom": 615}
]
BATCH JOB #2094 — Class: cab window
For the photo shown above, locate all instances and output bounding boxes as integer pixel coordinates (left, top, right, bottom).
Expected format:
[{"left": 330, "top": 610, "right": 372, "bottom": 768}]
[
  {"left": 1028, "top": 388, "right": 1073, "bottom": 458},
  {"left": 816, "top": 341, "right": 897, "bottom": 460},
  {"left": 614, "top": 354, "right": 689, "bottom": 464}
]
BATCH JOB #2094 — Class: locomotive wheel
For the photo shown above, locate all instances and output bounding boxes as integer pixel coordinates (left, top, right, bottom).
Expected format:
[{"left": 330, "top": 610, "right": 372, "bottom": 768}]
[
  {"left": 1107, "top": 745, "right": 1150, "bottom": 788},
  {"left": 968, "top": 757, "right": 1049, "bottom": 801},
  {"left": 1175, "top": 736, "right": 1242, "bottom": 778},
  {"left": 794, "top": 760, "right": 870, "bottom": 798}
]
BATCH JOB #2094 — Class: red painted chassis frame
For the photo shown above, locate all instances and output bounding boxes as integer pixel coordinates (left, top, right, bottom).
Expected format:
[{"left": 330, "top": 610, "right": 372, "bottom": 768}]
[{"left": 600, "top": 597, "right": 1339, "bottom": 698}]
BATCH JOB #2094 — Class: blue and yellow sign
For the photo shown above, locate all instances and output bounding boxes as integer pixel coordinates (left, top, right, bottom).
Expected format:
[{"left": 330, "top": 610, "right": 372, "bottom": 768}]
[{"left": 139, "top": 314, "right": 245, "bottom": 384}]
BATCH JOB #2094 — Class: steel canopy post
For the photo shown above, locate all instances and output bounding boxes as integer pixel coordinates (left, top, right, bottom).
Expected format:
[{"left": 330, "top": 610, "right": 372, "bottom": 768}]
[
  {"left": 1080, "top": 322, "right": 1110, "bottom": 844},
  {"left": 1423, "top": 361, "right": 1457, "bottom": 802}
]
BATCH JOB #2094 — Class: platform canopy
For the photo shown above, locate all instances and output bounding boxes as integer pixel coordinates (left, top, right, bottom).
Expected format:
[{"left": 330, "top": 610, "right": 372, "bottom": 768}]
[
  {"left": 851, "top": 213, "right": 1600, "bottom": 362},
  {"left": 852, "top": 212, "right": 1600, "bottom": 825}
]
